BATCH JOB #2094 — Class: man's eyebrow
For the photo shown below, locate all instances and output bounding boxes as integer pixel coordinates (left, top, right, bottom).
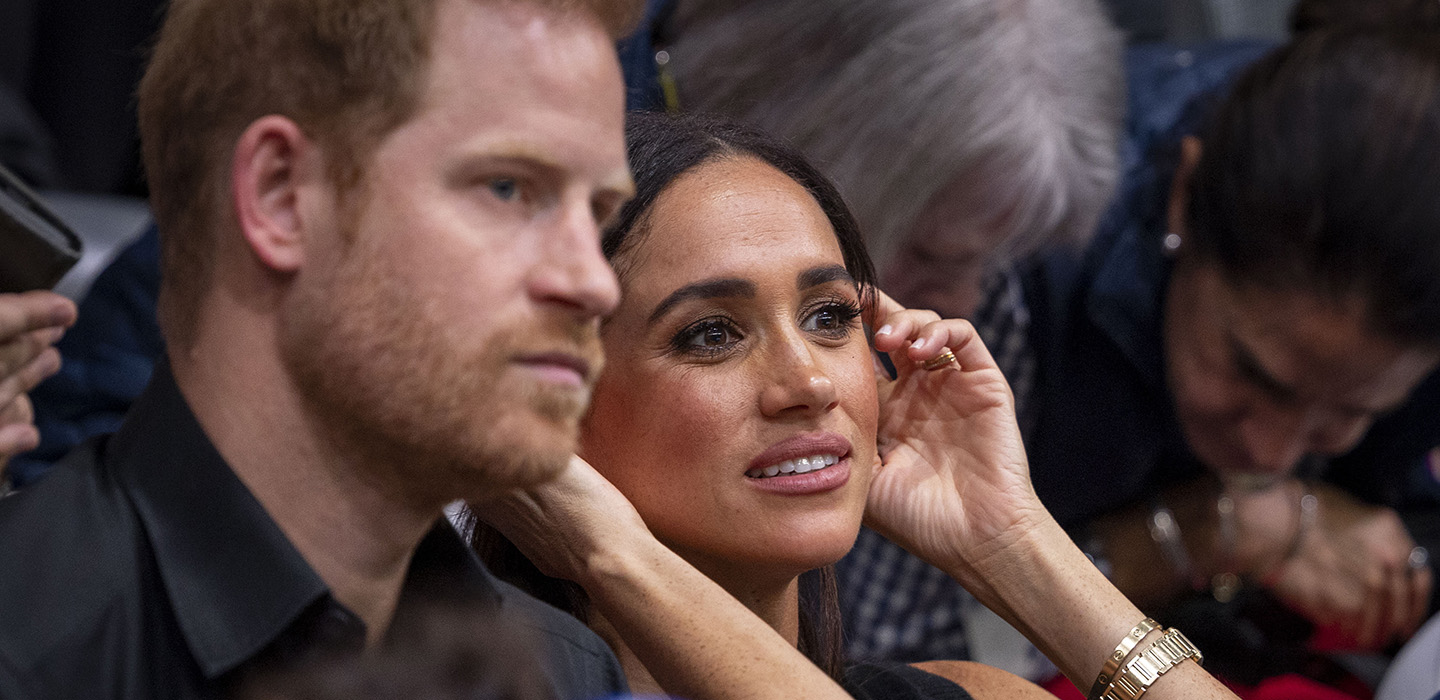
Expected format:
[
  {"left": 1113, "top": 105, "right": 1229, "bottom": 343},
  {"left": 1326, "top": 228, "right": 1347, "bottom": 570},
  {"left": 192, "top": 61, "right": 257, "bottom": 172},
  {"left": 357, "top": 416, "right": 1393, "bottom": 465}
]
[
  {"left": 1229, "top": 334, "right": 1297, "bottom": 402},
  {"left": 647, "top": 278, "right": 756, "bottom": 325},
  {"left": 798, "top": 264, "right": 854, "bottom": 291},
  {"left": 601, "top": 171, "right": 637, "bottom": 200}
]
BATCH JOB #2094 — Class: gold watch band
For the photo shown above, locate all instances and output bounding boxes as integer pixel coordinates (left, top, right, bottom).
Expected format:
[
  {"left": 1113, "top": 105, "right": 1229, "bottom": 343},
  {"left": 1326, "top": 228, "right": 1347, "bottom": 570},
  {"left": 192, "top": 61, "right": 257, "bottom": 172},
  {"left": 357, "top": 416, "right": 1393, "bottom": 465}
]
[
  {"left": 1100, "top": 628, "right": 1204, "bottom": 700},
  {"left": 1088, "top": 618, "right": 1160, "bottom": 699}
]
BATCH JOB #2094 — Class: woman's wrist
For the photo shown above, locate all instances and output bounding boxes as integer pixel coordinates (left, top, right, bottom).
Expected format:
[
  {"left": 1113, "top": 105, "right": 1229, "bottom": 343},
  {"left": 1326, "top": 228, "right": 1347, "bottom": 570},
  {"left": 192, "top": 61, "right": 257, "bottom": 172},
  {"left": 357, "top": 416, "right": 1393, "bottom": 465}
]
[{"left": 936, "top": 511, "right": 1152, "bottom": 686}]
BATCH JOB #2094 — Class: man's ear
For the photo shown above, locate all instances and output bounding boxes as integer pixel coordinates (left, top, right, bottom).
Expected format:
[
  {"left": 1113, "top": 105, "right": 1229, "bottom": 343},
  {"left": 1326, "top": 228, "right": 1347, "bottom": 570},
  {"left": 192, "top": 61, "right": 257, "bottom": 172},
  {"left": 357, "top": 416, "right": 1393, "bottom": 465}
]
[
  {"left": 231, "top": 115, "right": 319, "bottom": 273},
  {"left": 1165, "top": 136, "right": 1204, "bottom": 241}
]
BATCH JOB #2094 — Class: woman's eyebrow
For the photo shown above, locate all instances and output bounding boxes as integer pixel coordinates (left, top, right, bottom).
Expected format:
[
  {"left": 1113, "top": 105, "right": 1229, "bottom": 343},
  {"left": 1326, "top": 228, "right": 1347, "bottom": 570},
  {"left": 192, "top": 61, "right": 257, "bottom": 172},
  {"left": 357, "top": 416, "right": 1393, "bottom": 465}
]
[
  {"left": 647, "top": 278, "right": 756, "bottom": 325},
  {"left": 798, "top": 264, "right": 854, "bottom": 290}
]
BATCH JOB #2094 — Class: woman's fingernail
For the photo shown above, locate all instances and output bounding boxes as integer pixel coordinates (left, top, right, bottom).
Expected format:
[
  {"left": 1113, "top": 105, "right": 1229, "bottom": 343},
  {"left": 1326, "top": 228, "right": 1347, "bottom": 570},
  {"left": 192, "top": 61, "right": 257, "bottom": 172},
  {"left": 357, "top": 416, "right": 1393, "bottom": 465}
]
[
  {"left": 875, "top": 325, "right": 893, "bottom": 337},
  {"left": 911, "top": 337, "right": 929, "bottom": 352}
]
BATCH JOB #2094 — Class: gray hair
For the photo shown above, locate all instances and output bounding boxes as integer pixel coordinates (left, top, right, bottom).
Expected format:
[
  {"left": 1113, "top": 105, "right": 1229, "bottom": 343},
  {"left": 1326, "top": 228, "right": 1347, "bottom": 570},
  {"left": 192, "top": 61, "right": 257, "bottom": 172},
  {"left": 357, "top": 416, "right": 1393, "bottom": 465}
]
[{"left": 665, "top": 0, "right": 1125, "bottom": 270}]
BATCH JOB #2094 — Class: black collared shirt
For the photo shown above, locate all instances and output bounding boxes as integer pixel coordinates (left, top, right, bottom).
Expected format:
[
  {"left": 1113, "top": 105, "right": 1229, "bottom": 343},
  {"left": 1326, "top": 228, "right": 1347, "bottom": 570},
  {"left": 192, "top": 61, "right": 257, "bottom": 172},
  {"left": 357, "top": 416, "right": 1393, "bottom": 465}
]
[{"left": 0, "top": 364, "right": 626, "bottom": 699}]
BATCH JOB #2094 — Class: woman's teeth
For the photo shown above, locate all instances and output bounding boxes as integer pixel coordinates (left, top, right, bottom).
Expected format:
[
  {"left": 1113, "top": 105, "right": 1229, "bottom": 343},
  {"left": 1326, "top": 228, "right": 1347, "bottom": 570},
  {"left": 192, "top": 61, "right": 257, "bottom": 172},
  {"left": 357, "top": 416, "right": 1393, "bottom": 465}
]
[{"left": 746, "top": 454, "right": 840, "bottom": 479}]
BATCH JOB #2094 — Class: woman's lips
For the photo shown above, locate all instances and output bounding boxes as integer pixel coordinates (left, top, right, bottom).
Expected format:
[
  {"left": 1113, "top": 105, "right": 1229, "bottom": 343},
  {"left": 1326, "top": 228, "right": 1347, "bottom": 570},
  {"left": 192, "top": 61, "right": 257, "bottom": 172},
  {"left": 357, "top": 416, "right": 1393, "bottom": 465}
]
[
  {"left": 745, "top": 456, "right": 851, "bottom": 495},
  {"left": 744, "top": 432, "right": 853, "bottom": 495}
]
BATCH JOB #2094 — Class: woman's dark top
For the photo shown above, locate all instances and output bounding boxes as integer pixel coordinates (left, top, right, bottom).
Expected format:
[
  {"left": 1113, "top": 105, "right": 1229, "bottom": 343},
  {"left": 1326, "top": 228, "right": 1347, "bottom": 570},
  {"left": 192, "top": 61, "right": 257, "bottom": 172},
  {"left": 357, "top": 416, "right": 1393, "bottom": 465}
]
[{"left": 843, "top": 662, "right": 974, "bottom": 700}]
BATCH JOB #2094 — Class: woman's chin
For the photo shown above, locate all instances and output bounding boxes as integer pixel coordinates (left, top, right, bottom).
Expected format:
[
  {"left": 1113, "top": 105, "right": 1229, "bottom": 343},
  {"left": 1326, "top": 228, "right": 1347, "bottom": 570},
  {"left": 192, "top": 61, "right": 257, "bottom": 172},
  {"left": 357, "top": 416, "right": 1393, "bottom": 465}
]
[{"left": 668, "top": 528, "right": 861, "bottom": 584}]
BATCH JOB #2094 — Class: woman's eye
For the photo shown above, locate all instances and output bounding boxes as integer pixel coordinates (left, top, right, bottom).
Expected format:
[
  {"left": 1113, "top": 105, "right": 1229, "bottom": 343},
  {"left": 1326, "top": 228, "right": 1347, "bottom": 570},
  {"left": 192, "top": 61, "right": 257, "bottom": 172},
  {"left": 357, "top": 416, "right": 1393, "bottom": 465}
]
[
  {"left": 801, "top": 302, "right": 861, "bottom": 336},
  {"left": 688, "top": 322, "right": 736, "bottom": 347},
  {"left": 672, "top": 319, "right": 742, "bottom": 357},
  {"left": 807, "top": 308, "right": 843, "bottom": 330}
]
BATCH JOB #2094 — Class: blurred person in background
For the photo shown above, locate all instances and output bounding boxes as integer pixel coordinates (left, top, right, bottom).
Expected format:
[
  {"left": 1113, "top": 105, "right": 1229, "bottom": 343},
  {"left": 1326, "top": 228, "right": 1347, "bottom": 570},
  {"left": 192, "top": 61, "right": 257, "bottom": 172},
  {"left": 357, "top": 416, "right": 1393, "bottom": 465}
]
[{"left": 1021, "top": 21, "right": 1440, "bottom": 693}]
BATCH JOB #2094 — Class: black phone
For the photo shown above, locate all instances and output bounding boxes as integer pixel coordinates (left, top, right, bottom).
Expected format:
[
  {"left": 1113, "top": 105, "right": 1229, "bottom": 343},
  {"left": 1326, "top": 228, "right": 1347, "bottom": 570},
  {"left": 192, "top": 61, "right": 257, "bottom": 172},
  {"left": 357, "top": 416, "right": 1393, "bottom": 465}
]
[{"left": 0, "top": 163, "right": 82, "bottom": 294}]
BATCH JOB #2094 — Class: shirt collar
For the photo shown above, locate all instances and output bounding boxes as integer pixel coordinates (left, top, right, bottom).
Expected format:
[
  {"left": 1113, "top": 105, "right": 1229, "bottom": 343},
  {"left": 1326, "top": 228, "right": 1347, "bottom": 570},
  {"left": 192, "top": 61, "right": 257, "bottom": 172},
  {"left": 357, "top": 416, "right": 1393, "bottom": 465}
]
[
  {"left": 1085, "top": 222, "right": 1173, "bottom": 391},
  {"left": 107, "top": 361, "right": 501, "bottom": 679}
]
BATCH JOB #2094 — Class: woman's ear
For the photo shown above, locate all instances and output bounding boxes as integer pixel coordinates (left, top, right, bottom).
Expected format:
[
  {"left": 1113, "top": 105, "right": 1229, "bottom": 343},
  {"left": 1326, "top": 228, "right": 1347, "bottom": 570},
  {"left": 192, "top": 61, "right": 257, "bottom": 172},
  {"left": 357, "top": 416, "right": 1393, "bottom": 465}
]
[
  {"left": 1165, "top": 136, "right": 1204, "bottom": 245},
  {"left": 230, "top": 115, "right": 318, "bottom": 273}
]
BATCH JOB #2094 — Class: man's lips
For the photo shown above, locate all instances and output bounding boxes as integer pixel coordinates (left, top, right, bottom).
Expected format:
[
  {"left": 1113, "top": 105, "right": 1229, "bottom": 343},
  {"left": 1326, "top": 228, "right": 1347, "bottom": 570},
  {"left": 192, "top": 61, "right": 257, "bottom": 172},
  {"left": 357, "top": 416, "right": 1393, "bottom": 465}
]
[{"left": 514, "top": 352, "right": 594, "bottom": 386}]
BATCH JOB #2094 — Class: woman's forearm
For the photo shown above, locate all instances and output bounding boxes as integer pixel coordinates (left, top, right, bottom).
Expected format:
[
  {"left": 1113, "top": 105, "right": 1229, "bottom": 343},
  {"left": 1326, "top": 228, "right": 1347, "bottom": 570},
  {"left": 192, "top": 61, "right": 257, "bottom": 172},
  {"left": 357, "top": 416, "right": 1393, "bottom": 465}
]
[
  {"left": 579, "top": 531, "right": 853, "bottom": 700},
  {"left": 933, "top": 514, "right": 1237, "bottom": 699}
]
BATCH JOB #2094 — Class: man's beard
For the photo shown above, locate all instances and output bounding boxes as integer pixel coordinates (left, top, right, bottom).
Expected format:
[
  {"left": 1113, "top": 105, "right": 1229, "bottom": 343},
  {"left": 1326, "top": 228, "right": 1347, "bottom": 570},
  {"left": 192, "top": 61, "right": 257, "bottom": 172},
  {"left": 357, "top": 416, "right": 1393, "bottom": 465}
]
[{"left": 278, "top": 243, "right": 603, "bottom": 507}]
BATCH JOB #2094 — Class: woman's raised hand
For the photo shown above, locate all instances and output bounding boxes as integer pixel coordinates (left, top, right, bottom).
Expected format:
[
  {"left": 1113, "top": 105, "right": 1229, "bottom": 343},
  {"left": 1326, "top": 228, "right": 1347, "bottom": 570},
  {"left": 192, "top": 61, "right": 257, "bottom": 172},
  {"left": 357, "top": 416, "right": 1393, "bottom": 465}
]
[
  {"left": 861, "top": 291, "right": 1045, "bottom": 582},
  {"left": 476, "top": 454, "right": 652, "bottom": 585}
]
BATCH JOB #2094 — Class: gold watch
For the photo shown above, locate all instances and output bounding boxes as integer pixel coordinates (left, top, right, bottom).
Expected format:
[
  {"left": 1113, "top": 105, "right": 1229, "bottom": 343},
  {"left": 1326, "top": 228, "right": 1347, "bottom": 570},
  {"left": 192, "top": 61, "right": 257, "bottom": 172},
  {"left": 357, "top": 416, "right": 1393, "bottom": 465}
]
[{"left": 1100, "top": 628, "right": 1204, "bottom": 700}]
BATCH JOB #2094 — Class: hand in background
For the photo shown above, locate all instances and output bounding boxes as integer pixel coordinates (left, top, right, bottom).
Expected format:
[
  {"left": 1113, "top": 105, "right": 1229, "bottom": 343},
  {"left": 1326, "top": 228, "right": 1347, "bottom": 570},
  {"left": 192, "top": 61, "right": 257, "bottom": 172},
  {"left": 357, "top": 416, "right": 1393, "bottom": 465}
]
[
  {"left": 861, "top": 291, "right": 1045, "bottom": 591},
  {"left": 0, "top": 291, "right": 77, "bottom": 474},
  {"left": 1265, "top": 483, "right": 1431, "bottom": 650}
]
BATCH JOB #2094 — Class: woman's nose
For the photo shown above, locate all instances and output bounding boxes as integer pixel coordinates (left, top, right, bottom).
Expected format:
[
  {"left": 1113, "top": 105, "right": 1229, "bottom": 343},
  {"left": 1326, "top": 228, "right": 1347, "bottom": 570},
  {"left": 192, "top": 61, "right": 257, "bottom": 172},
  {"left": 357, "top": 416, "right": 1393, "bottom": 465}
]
[
  {"left": 1238, "top": 416, "right": 1308, "bottom": 474},
  {"left": 1238, "top": 403, "right": 1327, "bottom": 474},
  {"left": 759, "top": 341, "right": 839, "bottom": 417}
]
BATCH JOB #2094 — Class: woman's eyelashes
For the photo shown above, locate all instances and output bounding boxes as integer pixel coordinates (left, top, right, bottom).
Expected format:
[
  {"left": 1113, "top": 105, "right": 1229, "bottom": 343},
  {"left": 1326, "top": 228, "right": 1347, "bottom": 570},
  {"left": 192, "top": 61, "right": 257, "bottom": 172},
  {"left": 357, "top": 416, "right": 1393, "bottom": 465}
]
[
  {"left": 800, "top": 298, "right": 863, "bottom": 338},
  {"left": 667, "top": 298, "right": 863, "bottom": 359},
  {"left": 671, "top": 316, "right": 744, "bottom": 357}
]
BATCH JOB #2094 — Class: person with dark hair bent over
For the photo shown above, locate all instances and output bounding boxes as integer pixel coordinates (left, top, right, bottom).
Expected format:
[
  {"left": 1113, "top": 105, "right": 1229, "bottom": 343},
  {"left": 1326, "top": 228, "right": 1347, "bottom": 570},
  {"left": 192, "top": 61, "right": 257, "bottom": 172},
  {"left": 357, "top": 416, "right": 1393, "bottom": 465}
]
[{"left": 1022, "top": 27, "right": 1440, "bottom": 686}]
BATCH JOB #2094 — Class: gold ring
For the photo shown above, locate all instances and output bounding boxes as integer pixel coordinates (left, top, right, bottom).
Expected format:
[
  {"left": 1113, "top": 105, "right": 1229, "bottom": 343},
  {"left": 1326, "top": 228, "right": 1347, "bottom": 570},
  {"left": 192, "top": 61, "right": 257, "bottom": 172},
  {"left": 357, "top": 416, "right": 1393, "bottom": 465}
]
[{"left": 922, "top": 349, "right": 957, "bottom": 371}]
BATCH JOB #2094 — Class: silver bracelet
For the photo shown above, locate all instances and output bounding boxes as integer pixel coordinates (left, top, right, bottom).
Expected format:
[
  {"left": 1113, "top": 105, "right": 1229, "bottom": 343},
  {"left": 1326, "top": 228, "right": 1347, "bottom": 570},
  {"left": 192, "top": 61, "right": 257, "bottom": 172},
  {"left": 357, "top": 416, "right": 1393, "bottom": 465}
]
[{"left": 1148, "top": 503, "right": 1204, "bottom": 591}]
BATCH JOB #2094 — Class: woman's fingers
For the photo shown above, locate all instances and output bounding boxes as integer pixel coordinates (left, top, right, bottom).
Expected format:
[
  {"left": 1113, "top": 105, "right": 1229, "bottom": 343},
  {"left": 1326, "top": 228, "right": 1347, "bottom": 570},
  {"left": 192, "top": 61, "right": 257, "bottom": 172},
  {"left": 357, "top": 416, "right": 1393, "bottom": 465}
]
[
  {"left": 0, "top": 347, "right": 61, "bottom": 409},
  {"left": 874, "top": 314, "right": 1000, "bottom": 375},
  {"left": 0, "top": 325, "right": 66, "bottom": 379},
  {"left": 1384, "top": 547, "right": 1432, "bottom": 645},
  {"left": 0, "top": 394, "right": 40, "bottom": 466},
  {"left": 867, "top": 291, "right": 1001, "bottom": 373},
  {"left": 1349, "top": 567, "right": 1390, "bottom": 650},
  {"left": 872, "top": 308, "right": 942, "bottom": 353},
  {"left": 0, "top": 293, "right": 75, "bottom": 373},
  {"left": 1406, "top": 565, "right": 1434, "bottom": 638},
  {"left": 862, "top": 287, "right": 907, "bottom": 332}
]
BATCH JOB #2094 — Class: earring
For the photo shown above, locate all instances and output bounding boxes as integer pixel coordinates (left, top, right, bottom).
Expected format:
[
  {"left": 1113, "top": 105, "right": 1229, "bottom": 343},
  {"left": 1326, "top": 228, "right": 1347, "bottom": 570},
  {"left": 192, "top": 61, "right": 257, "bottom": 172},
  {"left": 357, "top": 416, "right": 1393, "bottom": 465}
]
[{"left": 1162, "top": 232, "right": 1183, "bottom": 257}]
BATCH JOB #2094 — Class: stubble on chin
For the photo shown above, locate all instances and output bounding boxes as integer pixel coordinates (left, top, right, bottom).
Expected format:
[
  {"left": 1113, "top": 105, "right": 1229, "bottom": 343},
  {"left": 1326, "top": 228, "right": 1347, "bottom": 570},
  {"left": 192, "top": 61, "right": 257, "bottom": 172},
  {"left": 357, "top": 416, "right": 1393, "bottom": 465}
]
[{"left": 279, "top": 250, "right": 603, "bottom": 504}]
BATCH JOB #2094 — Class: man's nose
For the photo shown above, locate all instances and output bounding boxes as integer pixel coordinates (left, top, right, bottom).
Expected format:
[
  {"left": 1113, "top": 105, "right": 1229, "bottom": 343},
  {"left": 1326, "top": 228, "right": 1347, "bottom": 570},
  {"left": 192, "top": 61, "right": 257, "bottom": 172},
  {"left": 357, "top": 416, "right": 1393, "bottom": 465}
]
[{"left": 528, "top": 204, "right": 621, "bottom": 318}]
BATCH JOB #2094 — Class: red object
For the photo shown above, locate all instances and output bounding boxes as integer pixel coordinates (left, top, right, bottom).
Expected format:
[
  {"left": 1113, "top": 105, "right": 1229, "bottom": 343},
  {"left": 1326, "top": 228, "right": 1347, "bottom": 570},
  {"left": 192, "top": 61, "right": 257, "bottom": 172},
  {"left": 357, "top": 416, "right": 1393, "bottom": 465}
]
[
  {"left": 1040, "top": 675, "right": 1085, "bottom": 699},
  {"left": 1036, "top": 672, "right": 1369, "bottom": 700}
]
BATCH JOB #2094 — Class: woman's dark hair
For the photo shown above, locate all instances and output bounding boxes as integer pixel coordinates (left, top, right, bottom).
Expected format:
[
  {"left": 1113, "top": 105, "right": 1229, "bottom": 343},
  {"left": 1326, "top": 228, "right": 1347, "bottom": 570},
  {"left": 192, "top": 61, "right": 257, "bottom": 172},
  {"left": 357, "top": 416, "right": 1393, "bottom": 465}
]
[
  {"left": 1185, "top": 28, "right": 1440, "bottom": 345},
  {"left": 472, "top": 112, "right": 878, "bottom": 681},
  {"left": 606, "top": 111, "right": 876, "bottom": 307},
  {"left": 1291, "top": 0, "right": 1440, "bottom": 34}
]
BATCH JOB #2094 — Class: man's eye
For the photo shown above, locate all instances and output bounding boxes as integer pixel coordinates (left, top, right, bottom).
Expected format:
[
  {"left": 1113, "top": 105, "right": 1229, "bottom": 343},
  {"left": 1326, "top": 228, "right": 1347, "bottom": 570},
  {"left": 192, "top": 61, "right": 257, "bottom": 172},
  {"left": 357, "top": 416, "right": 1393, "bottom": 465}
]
[{"left": 488, "top": 178, "right": 519, "bottom": 201}]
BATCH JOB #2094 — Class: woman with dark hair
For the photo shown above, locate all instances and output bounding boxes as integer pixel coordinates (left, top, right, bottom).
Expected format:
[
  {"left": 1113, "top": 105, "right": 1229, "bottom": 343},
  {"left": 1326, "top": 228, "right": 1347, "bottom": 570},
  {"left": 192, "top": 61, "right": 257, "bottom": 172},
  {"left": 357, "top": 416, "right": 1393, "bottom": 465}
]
[
  {"left": 1021, "top": 26, "right": 1440, "bottom": 683},
  {"left": 477, "top": 111, "right": 1244, "bottom": 700}
]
